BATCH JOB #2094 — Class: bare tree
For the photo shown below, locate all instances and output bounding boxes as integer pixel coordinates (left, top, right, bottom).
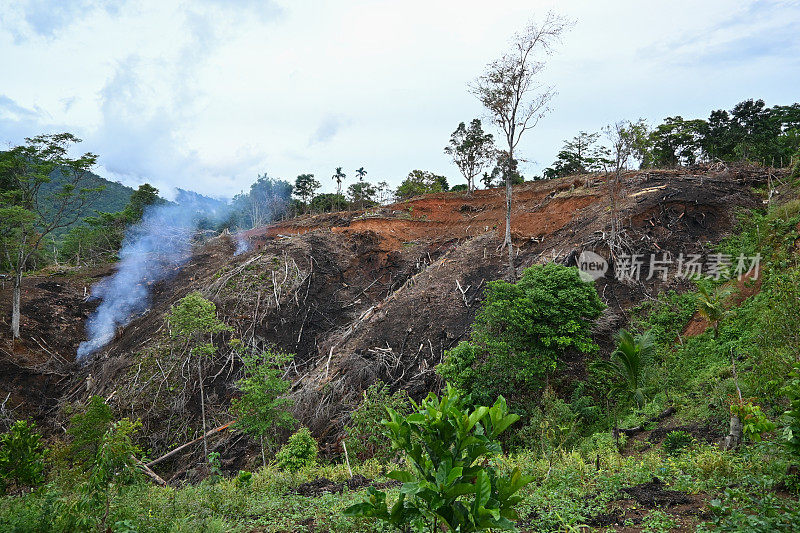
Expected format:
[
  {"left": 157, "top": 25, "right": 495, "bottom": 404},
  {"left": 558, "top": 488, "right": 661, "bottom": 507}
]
[
  {"left": 471, "top": 12, "right": 571, "bottom": 279},
  {"left": 603, "top": 119, "right": 649, "bottom": 256}
]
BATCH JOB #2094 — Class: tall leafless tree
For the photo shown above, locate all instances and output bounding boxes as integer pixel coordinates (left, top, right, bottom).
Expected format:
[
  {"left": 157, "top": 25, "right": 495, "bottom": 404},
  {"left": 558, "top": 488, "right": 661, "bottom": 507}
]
[{"left": 471, "top": 12, "right": 571, "bottom": 279}]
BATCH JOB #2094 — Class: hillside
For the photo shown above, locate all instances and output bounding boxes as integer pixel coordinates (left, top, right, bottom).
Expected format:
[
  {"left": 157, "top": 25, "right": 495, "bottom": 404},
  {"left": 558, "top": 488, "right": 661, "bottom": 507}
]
[
  {"left": 3, "top": 164, "right": 800, "bottom": 531},
  {"left": 38, "top": 166, "right": 135, "bottom": 237}
]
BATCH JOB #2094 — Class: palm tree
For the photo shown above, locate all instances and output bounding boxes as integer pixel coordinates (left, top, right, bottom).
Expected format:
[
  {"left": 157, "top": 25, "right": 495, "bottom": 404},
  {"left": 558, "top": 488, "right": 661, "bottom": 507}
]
[
  {"left": 355, "top": 167, "right": 367, "bottom": 181},
  {"left": 594, "top": 329, "right": 654, "bottom": 408},
  {"left": 696, "top": 284, "right": 730, "bottom": 338},
  {"left": 332, "top": 167, "right": 346, "bottom": 211}
]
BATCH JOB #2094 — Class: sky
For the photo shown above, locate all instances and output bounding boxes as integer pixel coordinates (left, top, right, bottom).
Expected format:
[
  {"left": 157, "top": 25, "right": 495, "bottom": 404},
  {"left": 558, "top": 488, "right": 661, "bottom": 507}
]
[{"left": 1, "top": 0, "right": 799, "bottom": 199}]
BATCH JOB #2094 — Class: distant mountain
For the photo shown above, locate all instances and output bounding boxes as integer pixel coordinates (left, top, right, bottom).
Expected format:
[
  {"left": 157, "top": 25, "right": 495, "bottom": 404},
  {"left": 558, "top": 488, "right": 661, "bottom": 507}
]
[{"left": 39, "top": 168, "right": 136, "bottom": 238}]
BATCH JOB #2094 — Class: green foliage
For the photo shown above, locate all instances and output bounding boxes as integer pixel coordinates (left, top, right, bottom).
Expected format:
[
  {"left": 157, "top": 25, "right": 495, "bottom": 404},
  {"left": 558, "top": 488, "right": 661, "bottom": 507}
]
[
  {"left": 395, "top": 170, "right": 449, "bottom": 201},
  {"left": 663, "top": 430, "right": 696, "bottom": 456},
  {"left": 344, "top": 385, "right": 531, "bottom": 531},
  {"left": 344, "top": 381, "right": 412, "bottom": 461},
  {"left": 438, "top": 263, "right": 605, "bottom": 406},
  {"left": 66, "top": 395, "right": 114, "bottom": 465},
  {"left": 696, "top": 283, "right": 732, "bottom": 337},
  {"left": 783, "top": 362, "right": 800, "bottom": 457},
  {"left": 593, "top": 329, "right": 655, "bottom": 407},
  {"left": 230, "top": 345, "right": 296, "bottom": 454},
  {"left": 0, "top": 420, "right": 47, "bottom": 493},
  {"left": 730, "top": 401, "right": 775, "bottom": 442},
  {"left": 444, "top": 119, "right": 495, "bottom": 192},
  {"left": 293, "top": 173, "right": 320, "bottom": 207},
  {"left": 229, "top": 174, "right": 293, "bottom": 229},
  {"left": 56, "top": 418, "right": 143, "bottom": 531},
  {"left": 59, "top": 183, "right": 164, "bottom": 264},
  {"left": 514, "top": 387, "right": 580, "bottom": 458},
  {"left": 309, "top": 193, "right": 349, "bottom": 213},
  {"left": 207, "top": 451, "right": 223, "bottom": 483},
  {"left": 543, "top": 131, "right": 610, "bottom": 178},
  {"left": 276, "top": 427, "right": 318, "bottom": 472},
  {"left": 168, "top": 292, "right": 230, "bottom": 342}
]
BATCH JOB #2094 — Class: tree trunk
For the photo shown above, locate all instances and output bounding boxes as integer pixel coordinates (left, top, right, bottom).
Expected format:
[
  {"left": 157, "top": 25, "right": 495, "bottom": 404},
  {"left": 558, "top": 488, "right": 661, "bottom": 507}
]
[
  {"left": 724, "top": 415, "right": 742, "bottom": 450},
  {"left": 504, "top": 174, "right": 514, "bottom": 280},
  {"left": 11, "top": 271, "right": 22, "bottom": 339},
  {"left": 198, "top": 357, "right": 208, "bottom": 461}
]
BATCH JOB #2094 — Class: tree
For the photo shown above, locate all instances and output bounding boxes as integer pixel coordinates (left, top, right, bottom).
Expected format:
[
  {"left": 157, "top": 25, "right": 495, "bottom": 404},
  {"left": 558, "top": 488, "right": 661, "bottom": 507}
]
[
  {"left": 375, "top": 180, "right": 392, "bottom": 204},
  {"left": 347, "top": 181, "right": 377, "bottom": 210},
  {"left": 437, "top": 263, "right": 605, "bottom": 407},
  {"left": 444, "top": 119, "right": 496, "bottom": 193},
  {"left": 355, "top": 166, "right": 367, "bottom": 181},
  {"left": 293, "top": 174, "right": 320, "bottom": 212},
  {"left": 603, "top": 119, "right": 649, "bottom": 250},
  {"left": 593, "top": 329, "right": 654, "bottom": 408},
  {"left": 471, "top": 13, "right": 570, "bottom": 278},
  {"left": 60, "top": 183, "right": 164, "bottom": 265},
  {"left": 309, "top": 193, "right": 348, "bottom": 213},
  {"left": 167, "top": 292, "right": 231, "bottom": 459},
  {"left": 0, "top": 133, "right": 102, "bottom": 338},
  {"left": 231, "top": 175, "right": 293, "bottom": 229},
  {"left": 395, "top": 170, "right": 449, "bottom": 201},
  {"left": 696, "top": 284, "right": 731, "bottom": 338},
  {"left": 0, "top": 420, "right": 47, "bottom": 494},
  {"left": 344, "top": 385, "right": 531, "bottom": 532},
  {"left": 543, "top": 131, "right": 608, "bottom": 178},
  {"left": 230, "top": 344, "right": 296, "bottom": 466},
  {"left": 332, "top": 167, "right": 346, "bottom": 211},
  {"left": 648, "top": 116, "right": 706, "bottom": 168}
]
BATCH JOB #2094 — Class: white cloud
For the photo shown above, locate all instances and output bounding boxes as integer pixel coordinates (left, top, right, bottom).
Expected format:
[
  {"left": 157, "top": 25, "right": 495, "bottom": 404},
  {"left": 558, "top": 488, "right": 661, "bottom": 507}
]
[{"left": 0, "top": 0, "right": 798, "bottom": 196}]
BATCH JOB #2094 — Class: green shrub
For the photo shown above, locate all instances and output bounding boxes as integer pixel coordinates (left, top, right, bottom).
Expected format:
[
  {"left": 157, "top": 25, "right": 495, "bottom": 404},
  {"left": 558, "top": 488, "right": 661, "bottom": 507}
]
[
  {"left": 66, "top": 395, "right": 113, "bottom": 465},
  {"left": 0, "top": 420, "right": 47, "bottom": 493},
  {"left": 730, "top": 401, "right": 776, "bottom": 442},
  {"left": 344, "top": 380, "right": 412, "bottom": 461},
  {"left": 438, "top": 263, "right": 605, "bottom": 406},
  {"left": 344, "top": 385, "right": 532, "bottom": 531},
  {"left": 276, "top": 427, "right": 317, "bottom": 472},
  {"left": 230, "top": 343, "right": 296, "bottom": 463},
  {"left": 662, "top": 430, "right": 695, "bottom": 456},
  {"left": 781, "top": 362, "right": 800, "bottom": 458}
]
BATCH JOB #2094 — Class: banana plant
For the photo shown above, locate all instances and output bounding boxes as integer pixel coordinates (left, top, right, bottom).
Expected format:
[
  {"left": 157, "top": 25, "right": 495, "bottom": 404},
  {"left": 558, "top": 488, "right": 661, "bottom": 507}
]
[{"left": 344, "top": 384, "right": 531, "bottom": 532}]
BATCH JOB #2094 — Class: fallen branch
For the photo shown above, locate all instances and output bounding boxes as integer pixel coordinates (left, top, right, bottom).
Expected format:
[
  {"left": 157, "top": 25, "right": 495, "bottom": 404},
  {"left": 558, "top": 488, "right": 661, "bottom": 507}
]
[
  {"left": 133, "top": 455, "right": 167, "bottom": 486},
  {"left": 146, "top": 421, "right": 235, "bottom": 468}
]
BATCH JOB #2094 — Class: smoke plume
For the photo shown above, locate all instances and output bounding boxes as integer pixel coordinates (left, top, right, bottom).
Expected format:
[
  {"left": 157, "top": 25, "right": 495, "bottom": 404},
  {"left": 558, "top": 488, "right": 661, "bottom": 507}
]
[{"left": 76, "top": 193, "right": 228, "bottom": 363}]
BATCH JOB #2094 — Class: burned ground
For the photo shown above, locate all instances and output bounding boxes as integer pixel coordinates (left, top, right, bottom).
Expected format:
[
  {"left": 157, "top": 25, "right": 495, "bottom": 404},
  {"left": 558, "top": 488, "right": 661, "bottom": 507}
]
[{"left": 0, "top": 165, "right": 780, "bottom": 475}]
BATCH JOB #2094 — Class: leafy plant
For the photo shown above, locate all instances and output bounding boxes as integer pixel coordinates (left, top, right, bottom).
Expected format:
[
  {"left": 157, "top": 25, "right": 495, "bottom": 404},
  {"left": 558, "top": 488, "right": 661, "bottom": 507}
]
[
  {"left": 783, "top": 362, "right": 800, "bottom": 457},
  {"left": 344, "top": 381, "right": 412, "bottom": 461},
  {"left": 276, "top": 427, "right": 317, "bottom": 472},
  {"left": 696, "top": 283, "right": 731, "bottom": 338},
  {"left": 593, "top": 329, "right": 655, "bottom": 407},
  {"left": 438, "top": 264, "right": 605, "bottom": 406},
  {"left": 66, "top": 395, "right": 113, "bottom": 465},
  {"left": 730, "top": 401, "right": 776, "bottom": 442},
  {"left": 207, "top": 451, "right": 223, "bottom": 483},
  {"left": 0, "top": 420, "right": 47, "bottom": 493},
  {"left": 56, "top": 418, "right": 143, "bottom": 531},
  {"left": 230, "top": 343, "right": 296, "bottom": 465},
  {"left": 344, "top": 385, "right": 532, "bottom": 532},
  {"left": 663, "top": 430, "right": 696, "bottom": 456}
]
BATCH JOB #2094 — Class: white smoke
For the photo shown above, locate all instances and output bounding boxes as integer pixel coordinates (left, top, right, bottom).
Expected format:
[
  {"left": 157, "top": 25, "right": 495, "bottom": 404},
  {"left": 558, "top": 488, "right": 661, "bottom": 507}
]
[{"left": 76, "top": 197, "right": 228, "bottom": 363}]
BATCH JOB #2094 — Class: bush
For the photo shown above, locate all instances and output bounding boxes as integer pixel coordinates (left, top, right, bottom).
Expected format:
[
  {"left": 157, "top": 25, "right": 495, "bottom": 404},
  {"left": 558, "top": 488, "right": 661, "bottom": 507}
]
[
  {"left": 66, "top": 395, "right": 113, "bottom": 465},
  {"left": 438, "top": 263, "right": 605, "bottom": 406},
  {"left": 344, "top": 385, "right": 532, "bottom": 531},
  {"left": 344, "top": 381, "right": 412, "bottom": 461},
  {"left": 276, "top": 427, "right": 318, "bottom": 472},
  {"left": 782, "top": 362, "right": 800, "bottom": 458},
  {"left": 230, "top": 344, "right": 296, "bottom": 462},
  {"left": 0, "top": 420, "right": 47, "bottom": 493},
  {"left": 663, "top": 430, "right": 696, "bottom": 456}
]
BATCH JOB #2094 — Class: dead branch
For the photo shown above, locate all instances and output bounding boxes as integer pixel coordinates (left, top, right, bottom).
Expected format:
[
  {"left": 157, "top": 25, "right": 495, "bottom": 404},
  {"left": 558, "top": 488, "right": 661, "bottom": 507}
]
[{"left": 146, "top": 421, "right": 235, "bottom": 468}]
